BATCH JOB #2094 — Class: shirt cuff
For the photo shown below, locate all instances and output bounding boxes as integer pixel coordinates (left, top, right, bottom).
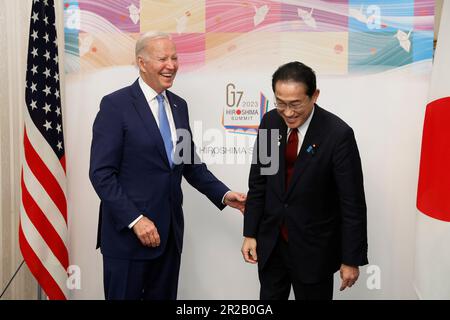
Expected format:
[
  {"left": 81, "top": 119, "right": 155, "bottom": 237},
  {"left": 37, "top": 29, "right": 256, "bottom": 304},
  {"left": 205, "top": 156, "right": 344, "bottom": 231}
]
[
  {"left": 222, "top": 190, "right": 231, "bottom": 205},
  {"left": 128, "top": 215, "right": 143, "bottom": 229}
]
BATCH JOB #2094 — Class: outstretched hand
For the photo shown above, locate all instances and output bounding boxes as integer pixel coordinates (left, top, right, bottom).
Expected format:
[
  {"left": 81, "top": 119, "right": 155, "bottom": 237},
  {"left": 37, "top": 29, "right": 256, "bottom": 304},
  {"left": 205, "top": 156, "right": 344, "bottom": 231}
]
[{"left": 224, "top": 191, "right": 247, "bottom": 214}]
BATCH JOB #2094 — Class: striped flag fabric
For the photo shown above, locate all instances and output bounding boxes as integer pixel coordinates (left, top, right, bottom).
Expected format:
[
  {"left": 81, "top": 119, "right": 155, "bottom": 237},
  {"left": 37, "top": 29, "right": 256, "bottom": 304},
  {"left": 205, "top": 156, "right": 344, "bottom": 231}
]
[
  {"left": 19, "top": 0, "right": 69, "bottom": 300},
  {"left": 414, "top": 1, "right": 450, "bottom": 299}
]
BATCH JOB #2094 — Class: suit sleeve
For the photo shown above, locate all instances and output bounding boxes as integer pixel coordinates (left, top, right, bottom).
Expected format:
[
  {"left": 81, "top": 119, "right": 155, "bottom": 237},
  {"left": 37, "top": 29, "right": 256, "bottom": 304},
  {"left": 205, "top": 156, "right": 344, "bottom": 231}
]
[
  {"left": 89, "top": 96, "right": 141, "bottom": 231},
  {"left": 332, "top": 127, "right": 368, "bottom": 266},
  {"left": 243, "top": 114, "right": 268, "bottom": 238},
  {"left": 181, "top": 105, "right": 229, "bottom": 210}
]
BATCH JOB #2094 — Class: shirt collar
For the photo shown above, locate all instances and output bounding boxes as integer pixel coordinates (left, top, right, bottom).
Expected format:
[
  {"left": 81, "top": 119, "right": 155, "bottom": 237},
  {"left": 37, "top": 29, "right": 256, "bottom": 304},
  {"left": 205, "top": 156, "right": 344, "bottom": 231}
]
[
  {"left": 288, "top": 105, "right": 315, "bottom": 138},
  {"left": 138, "top": 77, "right": 167, "bottom": 103}
]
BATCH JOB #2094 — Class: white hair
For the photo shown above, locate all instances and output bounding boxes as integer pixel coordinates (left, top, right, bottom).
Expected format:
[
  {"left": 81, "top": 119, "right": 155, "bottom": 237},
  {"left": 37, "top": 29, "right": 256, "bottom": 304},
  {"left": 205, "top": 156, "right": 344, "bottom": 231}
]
[{"left": 135, "top": 31, "right": 172, "bottom": 59}]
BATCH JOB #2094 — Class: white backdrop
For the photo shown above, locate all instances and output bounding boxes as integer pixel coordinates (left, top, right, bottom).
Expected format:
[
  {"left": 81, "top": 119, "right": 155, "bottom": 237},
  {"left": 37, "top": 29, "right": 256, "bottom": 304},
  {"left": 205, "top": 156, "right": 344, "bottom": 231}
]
[
  {"left": 0, "top": 0, "right": 433, "bottom": 300},
  {"left": 66, "top": 61, "right": 430, "bottom": 299}
]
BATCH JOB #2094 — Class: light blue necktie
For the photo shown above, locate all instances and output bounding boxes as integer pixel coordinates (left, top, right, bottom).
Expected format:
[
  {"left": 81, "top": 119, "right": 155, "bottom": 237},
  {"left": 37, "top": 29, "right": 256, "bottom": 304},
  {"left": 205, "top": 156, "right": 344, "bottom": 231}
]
[{"left": 156, "top": 94, "right": 173, "bottom": 168}]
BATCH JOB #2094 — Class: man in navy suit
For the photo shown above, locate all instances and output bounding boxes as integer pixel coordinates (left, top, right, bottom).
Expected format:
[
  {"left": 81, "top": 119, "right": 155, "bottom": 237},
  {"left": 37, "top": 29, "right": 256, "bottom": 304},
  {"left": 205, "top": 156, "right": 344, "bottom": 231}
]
[
  {"left": 241, "top": 62, "right": 368, "bottom": 300},
  {"left": 89, "top": 32, "right": 246, "bottom": 300}
]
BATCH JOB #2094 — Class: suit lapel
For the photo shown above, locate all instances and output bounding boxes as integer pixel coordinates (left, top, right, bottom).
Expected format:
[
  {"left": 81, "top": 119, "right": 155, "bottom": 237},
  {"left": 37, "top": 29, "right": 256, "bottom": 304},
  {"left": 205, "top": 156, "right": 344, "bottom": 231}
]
[
  {"left": 285, "top": 105, "right": 324, "bottom": 198},
  {"left": 166, "top": 90, "right": 186, "bottom": 169},
  {"left": 277, "top": 118, "right": 288, "bottom": 196},
  {"left": 130, "top": 80, "right": 170, "bottom": 167},
  {"left": 166, "top": 90, "right": 185, "bottom": 166},
  {"left": 166, "top": 90, "right": 183, "bottom": 133}
]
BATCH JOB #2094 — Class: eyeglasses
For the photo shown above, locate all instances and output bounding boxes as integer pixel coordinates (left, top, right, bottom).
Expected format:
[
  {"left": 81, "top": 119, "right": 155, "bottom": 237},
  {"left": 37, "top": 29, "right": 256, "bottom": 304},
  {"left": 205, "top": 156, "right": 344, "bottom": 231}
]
[{"left": 274, "top": 98, "right": 310, "bottom": 112}]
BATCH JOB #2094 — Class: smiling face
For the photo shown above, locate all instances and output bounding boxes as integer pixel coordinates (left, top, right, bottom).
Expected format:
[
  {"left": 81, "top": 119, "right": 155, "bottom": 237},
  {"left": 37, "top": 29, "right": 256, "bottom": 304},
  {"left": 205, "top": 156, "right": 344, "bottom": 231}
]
[
  {"left": 137, "top": 37, "right": 178, "bottom": 93},
  {"left": 275, "top": 80, "right": 319, "bottom": 129}
]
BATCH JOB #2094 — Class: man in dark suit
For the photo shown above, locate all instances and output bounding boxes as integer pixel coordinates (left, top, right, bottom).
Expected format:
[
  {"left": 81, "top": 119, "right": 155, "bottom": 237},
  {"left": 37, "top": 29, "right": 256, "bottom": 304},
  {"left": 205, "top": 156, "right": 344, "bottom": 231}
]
[
  {"left": 241, "top": 61, "right": 368, "bottom": 300},
  {"left": 89, "top": 32, "right": 246, "bottom": 300}
]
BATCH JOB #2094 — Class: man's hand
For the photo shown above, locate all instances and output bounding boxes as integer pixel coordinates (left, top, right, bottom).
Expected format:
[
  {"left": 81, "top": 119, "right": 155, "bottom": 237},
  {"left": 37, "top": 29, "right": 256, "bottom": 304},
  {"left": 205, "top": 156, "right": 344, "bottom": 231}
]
[
  {"left": 132, "top": 216, "right": 160, "bottom": 248},
  {"left": 241, "top": 237, "right": 258, "bottom": 264},
  {"left": 224, "top": 191, "right": 247, "bottom": 214},
  {"left": 339, "top": 264, "right": 359, "bottom": 291}
]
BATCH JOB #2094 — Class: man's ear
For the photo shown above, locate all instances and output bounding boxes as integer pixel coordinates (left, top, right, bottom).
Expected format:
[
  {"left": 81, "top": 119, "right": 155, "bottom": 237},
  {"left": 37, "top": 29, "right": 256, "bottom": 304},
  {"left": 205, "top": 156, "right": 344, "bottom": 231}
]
[
  {"left": 313, "top": 89, "right": 320, "bottom": 102},
  {"left": 136, "top": 56, "right": 145, "bottom": 73}
]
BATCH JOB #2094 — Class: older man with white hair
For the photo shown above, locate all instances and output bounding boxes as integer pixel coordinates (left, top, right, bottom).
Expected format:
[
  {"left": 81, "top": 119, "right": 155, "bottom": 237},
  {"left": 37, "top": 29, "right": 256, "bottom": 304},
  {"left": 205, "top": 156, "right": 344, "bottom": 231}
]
[{"left": 89, "top": 32, "right": 246, "bottom": 300}]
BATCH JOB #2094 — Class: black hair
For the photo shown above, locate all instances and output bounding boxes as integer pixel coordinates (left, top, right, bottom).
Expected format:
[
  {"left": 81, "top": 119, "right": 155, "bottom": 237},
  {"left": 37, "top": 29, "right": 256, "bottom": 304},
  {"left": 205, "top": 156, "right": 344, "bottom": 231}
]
[{"left": 272, "top": 61, "right": 317, "bottom": 97}]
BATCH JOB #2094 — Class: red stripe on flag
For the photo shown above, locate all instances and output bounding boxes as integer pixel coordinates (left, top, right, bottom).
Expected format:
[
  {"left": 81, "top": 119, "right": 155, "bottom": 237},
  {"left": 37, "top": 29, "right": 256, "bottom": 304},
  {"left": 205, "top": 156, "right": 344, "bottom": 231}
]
[
  {"left": 19, "top": 223, "right": 67, "bottom": 300},
  {"left": 23, "top": 128, "right": 67, "bottom": 223},
  {"left": 21, "top": 172, "right": 69, "bottom": 269},
  {"left": 60, "top": 154, "right": 66, "bottom": 172},
  {"left": 417, "top": 96, "right": 450, "bottom": 221}
]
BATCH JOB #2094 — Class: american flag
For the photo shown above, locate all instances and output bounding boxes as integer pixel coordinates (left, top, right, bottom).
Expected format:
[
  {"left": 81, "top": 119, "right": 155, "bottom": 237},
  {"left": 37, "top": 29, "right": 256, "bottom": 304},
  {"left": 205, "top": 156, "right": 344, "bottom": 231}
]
[{"left": 19, "top": 0, "right": 69, "bottom": 300}]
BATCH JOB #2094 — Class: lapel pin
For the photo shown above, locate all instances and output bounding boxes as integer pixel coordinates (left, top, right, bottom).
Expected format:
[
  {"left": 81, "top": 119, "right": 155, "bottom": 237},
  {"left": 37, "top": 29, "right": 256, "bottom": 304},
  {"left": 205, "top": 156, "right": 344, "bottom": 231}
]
[{"left": 306, "top": 144, "right": 318, "bottom": 155}]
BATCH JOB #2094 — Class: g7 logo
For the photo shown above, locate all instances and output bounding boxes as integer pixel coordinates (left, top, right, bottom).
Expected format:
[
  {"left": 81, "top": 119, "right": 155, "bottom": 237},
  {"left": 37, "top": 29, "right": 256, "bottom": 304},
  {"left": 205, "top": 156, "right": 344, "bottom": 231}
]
[{"left": 226, "top": 83, "right": 243, "bottom": 108}]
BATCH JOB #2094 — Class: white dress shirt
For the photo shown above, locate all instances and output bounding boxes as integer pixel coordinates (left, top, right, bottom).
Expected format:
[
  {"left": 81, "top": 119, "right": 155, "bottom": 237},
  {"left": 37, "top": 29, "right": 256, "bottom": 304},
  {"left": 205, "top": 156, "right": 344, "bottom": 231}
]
[
  {"left": 138, "top": 77, "right": 177, "bottom": 145},
  {"left": 287, "top": 106, "right": 315, "bottom": 155}
]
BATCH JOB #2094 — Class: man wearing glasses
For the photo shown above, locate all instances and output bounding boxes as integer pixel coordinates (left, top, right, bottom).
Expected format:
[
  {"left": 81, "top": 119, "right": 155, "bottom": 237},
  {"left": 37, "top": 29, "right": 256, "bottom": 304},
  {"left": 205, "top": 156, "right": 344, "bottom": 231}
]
[{"left": 241, "top": 61, "right": 368, "bottom": 300}]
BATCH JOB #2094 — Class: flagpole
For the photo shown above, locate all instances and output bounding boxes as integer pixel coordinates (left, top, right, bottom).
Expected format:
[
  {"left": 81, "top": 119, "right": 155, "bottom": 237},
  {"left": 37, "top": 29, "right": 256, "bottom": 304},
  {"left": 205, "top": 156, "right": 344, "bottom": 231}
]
[
  {"left": 37, "top": 284, "right": 42, "bottom": 300},
  {"left": 37, "top": 284, "right": 49, "bottom": 300},
  {"left": 0, "top": 260, "right": 25, "bottom": 299}
]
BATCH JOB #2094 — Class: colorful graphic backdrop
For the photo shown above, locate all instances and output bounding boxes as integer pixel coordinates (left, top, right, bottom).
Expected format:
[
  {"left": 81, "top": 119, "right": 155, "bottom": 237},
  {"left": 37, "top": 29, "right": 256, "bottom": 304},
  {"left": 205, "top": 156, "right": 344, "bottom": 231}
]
[
  {"left": 63, "top": 1, "right": 434, "bottom": 300},
  {"left": 64, "top": 0, "right": 434, "bottom": 74}
]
